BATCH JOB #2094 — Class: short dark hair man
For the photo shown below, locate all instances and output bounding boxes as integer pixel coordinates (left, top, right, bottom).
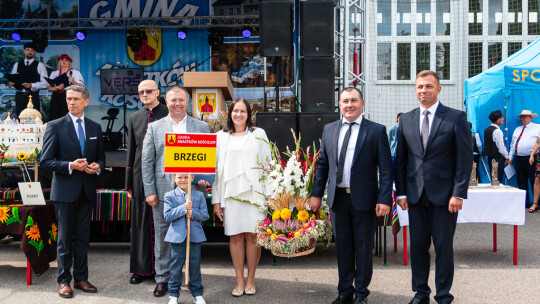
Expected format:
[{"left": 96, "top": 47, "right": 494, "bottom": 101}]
[
  {"left": 40, "top": 84, "right": 106, "bottom": 298},
  {"left": 310, "top": 87, "right": 393, "bottom": 304},
  {"left": 396, "top": 70, "right": 472, "bottom": 304},
  {"left": 484, "top": 110, "right": 509, "bottom": 182},
  {"left": 8, "top": 43, "right": 48, "bottom": 117}
]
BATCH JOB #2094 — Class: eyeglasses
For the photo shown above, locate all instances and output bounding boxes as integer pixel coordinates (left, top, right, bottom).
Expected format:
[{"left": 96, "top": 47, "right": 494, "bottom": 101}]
[{"left": 138, "top": 89, "right": 157, "bottom": 95}]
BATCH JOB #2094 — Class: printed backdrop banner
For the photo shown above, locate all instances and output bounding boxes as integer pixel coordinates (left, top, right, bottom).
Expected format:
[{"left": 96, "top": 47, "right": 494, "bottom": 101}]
[{"left": 0, "top": 0, "right": 299, "bottom": 127}]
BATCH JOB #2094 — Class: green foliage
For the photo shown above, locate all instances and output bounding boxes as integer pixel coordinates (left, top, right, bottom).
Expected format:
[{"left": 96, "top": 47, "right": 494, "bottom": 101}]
[
  {"left": 29, "top": 239, "right": 44, "bottom": 256},
  {"left": 46, "top": 55, "right": 58, "bottom": 70},
  {"left": 25, "top": 215, "right": 34, "bottom": 228},
  {"left": 0, "top": 47, "right": 25, "bottom": 85},
  {"left": 6, "top": 207, "right": 21, "bottom": 225}
]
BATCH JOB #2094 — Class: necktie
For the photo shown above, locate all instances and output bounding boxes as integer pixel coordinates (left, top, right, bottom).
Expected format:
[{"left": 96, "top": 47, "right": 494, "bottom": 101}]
[
  {"left": 515, "top": 125, "right": 526, "bottom": 151},
  {"left": 337, "top": 122, "right": 355, "bottom": 185},
  {"left": 77, "top": 118, "right": 85, "bottom": 154},
  {"left": 422, "top": 110, "right": 430, "bottom": 149},
  {"left": 25, "top": 61, "right": 29, "bottom": 66}
]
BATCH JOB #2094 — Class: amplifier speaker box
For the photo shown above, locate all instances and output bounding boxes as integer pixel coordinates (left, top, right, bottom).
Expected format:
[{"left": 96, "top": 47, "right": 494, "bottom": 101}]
[
  {"left": 300, "top": 0, "right": 334, "bottom": 57},
  {"left": 259, "top": 0, "right": 293, "bottom": 57},
  {"left": 300, "top": 56, "right": 335, "bottom": 113},
  {"left": 297, "top": 112, "right": 340, "bottom": 150},
  {"left": 255, "top": 112, "right": 297, "bottom": 155}
]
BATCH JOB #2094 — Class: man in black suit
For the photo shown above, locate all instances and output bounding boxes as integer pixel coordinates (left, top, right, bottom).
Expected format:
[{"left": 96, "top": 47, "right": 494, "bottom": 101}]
[
  {"left": 309, "top": 87, "right": 393, "bottom": 304},
  {"left": 396, "top": 70, "right": 472, "bottom": 304},
  {"left": 40, "top": 84, "right": 106, "bottom": 298},
  {"left": 125, "top": 80, "right": 168, "bottom": 284}
]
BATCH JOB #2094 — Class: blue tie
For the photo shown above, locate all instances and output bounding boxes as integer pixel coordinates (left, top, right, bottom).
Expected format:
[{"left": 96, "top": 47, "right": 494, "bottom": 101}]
[{"left": 76, "top": 118, "right": 85, "bottom": 154}]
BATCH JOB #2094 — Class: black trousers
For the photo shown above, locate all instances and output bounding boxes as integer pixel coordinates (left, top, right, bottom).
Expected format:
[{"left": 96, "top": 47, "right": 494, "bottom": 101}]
[
  {"left": 330, "top": 188, "right": 376, "bottom": 301},
  {"left": 409, "top": 191, "right": 458, "bottom": 304},
  {"left": 514, "top": 155, "right": 535, "bottom": 206},
  {"left": 487, "top": 156, "right": 505, "bottom": 183},
  {"left": 15, "top": 91, "right": 40, "bottom": 118},
  {"left": 54, "top": 192, "right": 92, "bottom": 284}
]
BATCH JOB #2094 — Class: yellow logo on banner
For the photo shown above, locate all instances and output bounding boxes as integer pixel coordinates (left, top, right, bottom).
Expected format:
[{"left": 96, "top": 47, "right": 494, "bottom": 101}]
[
  {"left": 127, "top": 28, "right": 162, "bottom": 66},
  {"left": 164, "top": 146, "right": 217, "bottom": 173},
  {"left": 197, "top": 93, "right": 217, "bottom": 115},
  {"left": 167, "top": 134, "right": 176, "bottom": 145}
]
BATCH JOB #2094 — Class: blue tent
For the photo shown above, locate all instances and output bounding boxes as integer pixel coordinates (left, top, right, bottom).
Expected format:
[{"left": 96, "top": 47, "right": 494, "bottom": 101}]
[{"left": 465, "top": 37, "right": 540, "bottom": 186}]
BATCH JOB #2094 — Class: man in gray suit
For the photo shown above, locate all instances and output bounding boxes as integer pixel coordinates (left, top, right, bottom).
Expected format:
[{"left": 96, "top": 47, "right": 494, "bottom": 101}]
[{"left": 141, "top": 86, "right": 210, "bottom": 297}]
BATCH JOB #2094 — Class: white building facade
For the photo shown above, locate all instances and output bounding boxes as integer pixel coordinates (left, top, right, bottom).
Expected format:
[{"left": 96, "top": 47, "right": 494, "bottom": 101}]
[{"left": 363, "top": 0, "right": 540, "bottom": 128}]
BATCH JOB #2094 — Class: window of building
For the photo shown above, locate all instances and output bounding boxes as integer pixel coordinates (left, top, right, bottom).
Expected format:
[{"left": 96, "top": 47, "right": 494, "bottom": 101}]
[
  {"left": 397, "top": 0, "right": 411, "bottom": 36},
  {"left": 488, "top": 42, "right": 502, "bottom": 68},
  {"left": 436, "top": 0, "right": 451, "bottom": 36},
  {"left": 377, "top": 1, "right": 392, "bottom": 36},
  {"left": 416, "top": 43, "right": 430, "bottom": 75},
  {"left": 469, "top": 0, "right": 482, "bottom": 35},
  {"left": 436, "top": 43, "right": 450, "bottom": 80},
  {"left": 508, "top": 0, "right": 522, "bottom": 35},
  {"left": 417, "top": 1, "right": 431, "bottom": 36},
  {"left": 397, "top": 43, "right": 411, "bottom": 80},
  {"left": 508, "top": 42, "right": 523, "bottom": 56},
  {"left": 377, "top": 43, "right": 392, "bottom": 80},
  {"left": 469, "top": 43, "right": 483, "bottom": 77},
  {"left": 529, "top": 0, "right": 540, "bottom": 34},
  {"left": 488, "top": 0, "right": 502, "bottom": 35}
]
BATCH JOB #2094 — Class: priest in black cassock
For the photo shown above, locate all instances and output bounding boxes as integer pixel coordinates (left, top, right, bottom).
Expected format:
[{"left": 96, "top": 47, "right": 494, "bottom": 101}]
[{"left": 125, "top": 80, "right": 168, "bottom": 284}]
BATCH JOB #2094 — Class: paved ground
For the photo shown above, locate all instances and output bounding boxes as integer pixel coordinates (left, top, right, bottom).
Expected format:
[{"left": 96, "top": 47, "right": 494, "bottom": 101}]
[{"left": 1, "top": 211, "right": 540, "bottom": 304}]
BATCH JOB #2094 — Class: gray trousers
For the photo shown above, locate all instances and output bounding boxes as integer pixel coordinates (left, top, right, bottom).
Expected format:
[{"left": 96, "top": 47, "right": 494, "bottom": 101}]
[{"left": 152, "top": 200, "right": 171, "bottom": 283}]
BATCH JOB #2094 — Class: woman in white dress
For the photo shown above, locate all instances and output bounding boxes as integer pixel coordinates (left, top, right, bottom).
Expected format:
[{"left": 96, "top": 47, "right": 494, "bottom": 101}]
[{"left": 212, "top": 98, "right": 271, "bottom": 297}]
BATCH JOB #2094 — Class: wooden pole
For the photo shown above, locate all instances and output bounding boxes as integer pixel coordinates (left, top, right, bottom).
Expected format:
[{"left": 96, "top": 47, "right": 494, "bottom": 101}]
[
  {"left": 34, "top": 161, "right": 38, "bottom": 182},
  {"left": 185, "top": 173, "right": 192, "bottom": 285}
]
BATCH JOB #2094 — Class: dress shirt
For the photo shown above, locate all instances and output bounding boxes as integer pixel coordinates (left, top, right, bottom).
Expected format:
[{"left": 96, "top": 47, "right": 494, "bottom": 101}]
[
  {"left": 336, "top": 114, "right": 363, "bottom": 188},
  {"left": 490, "top": 123, "right": 509, "bottom": 159},
  {"left": 418, "top": 101, "right": 440, "bottom": 136},
  {"left": 473, "top": 133, "right": 483, "bottom": 155},
  {"left": 168, "top": 114, "right": 187, "bottom": 133},
  {"left": 509, "top": 122, "right": 540, "bottom": 158},
  {"left": 67, "top": 113, "right": 86, "bottom": 174},
  {"left": 11, "top": 59, "right": 48, "bottom": 91},
  {"left": 398, "top": 101, "right": 448, "bottom": 201}
]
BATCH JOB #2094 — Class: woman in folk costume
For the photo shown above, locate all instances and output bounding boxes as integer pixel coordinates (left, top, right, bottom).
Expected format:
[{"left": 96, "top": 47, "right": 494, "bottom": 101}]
[{"left": 47, "top": 54, "right": 84, "bottom": 121}]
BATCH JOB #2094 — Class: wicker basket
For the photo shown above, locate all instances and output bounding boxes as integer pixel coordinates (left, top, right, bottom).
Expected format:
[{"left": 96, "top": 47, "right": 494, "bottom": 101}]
[{"left": 271, "top": 237, "right": 318, "bottom": 258}]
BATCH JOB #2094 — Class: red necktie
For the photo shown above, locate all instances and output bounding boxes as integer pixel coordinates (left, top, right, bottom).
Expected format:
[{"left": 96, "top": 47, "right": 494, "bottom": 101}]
[{"left": 515, "top": 125, "right": 526, "bottom": 151}]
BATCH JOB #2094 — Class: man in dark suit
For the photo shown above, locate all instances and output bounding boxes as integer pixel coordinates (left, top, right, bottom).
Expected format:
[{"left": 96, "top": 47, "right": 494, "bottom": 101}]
[
  {"left": 40, "top": 84, "right": 106, "bottom": 298},
  {"left": 309, "top": 87, "right": 393, "bottom": 304},
  {"left": 396, "top": 70, "right": 472, "bottom": 304}
]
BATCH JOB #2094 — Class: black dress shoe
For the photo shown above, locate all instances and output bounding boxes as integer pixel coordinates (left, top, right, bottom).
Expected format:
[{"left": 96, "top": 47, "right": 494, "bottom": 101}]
[
  {"left": 408, "top": 297, "right": 429, "bottom": 304},
  {"left": 130, "top": 274, "right": 143, "bottom": 284},
  {"left": 153, "top": 282, "right": 168, "bottom": 297},
  {"left": 332, "top": 295, "right": 354, "bottom": 304},
  {"left": 353, "top": 296, "right": 368, "bottom": 304}
]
